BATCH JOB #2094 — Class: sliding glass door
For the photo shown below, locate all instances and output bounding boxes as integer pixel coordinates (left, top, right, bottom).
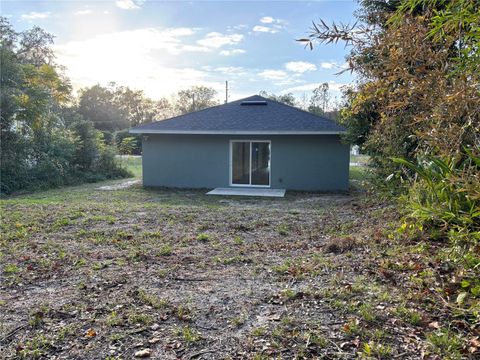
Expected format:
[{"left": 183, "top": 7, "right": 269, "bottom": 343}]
[{"left": 231, "top": 141, "right": 270, "bottom": 187}]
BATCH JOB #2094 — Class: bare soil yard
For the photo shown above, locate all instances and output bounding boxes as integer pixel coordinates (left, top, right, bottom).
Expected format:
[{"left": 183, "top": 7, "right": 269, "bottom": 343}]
[{"left": 0, "top": 178, "right": 471, "bottom": 359}]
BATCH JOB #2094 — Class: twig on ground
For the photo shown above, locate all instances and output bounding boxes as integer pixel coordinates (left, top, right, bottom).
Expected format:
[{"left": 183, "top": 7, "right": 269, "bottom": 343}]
[
  {"left": 169, "top": 277, "right": 216, "bottom": 282},
  {"left": 189, "top": 349, "right": 217, "bottom": 359},
  {"left": 0, "top": 324, "right": 27, "bottom": 344}
]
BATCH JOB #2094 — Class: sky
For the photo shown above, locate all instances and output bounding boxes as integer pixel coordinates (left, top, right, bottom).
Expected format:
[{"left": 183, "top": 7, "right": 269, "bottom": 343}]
[{"left": 2, "top": 0, "right": 358, "bottom": 103}]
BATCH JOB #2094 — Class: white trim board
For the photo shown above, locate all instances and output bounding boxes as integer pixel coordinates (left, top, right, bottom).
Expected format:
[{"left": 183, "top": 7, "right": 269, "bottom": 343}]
[
  {"left": 129, "top": 129, "right": 344, "bottom": 135},
  {"left": 206, "top": 188, "right": 286, "bottom": 197}
]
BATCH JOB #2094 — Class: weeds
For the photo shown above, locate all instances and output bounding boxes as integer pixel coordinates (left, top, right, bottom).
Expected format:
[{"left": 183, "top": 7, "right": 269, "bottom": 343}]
[
  {"left": 106, "top": 311, "right": 122, "bottom": 327},
  {"left": 127, "top": 310, "right": 153, "bottom": 325},
  {"left": 196, "top": 233, "right": 211, "bottom": 242},
  {"left": 178, "top": 326, "right": 200, "bottom": 343},
  {"left": 18, "top": 334, "right": 52, "bottom": 359},
  {"left": 251, "top": 327, "right": 266, "bottom": 337},
  {"left": 158, "top": 244, "right": 173, "bottom": 256},
  {"left": 426, "top": 328, "right": 464, "bottom": 359}
]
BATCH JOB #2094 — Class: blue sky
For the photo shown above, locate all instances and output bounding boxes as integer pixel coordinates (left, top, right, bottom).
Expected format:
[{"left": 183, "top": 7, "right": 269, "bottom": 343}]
[{"left": 3, "top": 0, "right": 358, "bottom": 103}]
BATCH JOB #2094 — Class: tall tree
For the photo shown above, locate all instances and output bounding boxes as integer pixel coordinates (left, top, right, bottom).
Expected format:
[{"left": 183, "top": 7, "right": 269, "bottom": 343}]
[
  {"left": 113, "top": 86, "right": 163, "bottom": 126},
  {"left": 299, "top": 0, "right": 480, "bottom": 178},
  {"left": 308, "top": 83, "right": 330, "bottom": 115},
  {"left": 258, "top": 91, "right": 297, "bottom": 107},
  {"left": 0, "top": 18, "right": 128, "bottom": 193},
  {"left": 78, "top": 83, "right": 175, "bottom": 131},
  {"left": 175, "top": 86, "right": 218, "bottom": 114},
  {"left": 78, "top": 84, "right": 128, "bottom": 132}
]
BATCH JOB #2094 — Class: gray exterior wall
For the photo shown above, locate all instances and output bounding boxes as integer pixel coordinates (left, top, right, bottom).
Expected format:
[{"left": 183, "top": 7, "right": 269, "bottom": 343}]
[{"left": 141, "top": 134, "right": 349, "bottom": 191}]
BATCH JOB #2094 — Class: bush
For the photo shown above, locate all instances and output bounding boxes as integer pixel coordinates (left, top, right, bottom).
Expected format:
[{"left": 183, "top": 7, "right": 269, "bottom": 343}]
[
  {"left": 95, "top": 146, "right": 131, "bottom": 179},
  {"left": 0, "top": 120, "right": 131, "bottom": 195},
  {"left": 114, "top": 129, "right": 141, "bottom": 155},
  {"left": 101, "top": 131, "right": 114, "bottom": 145},
  {"left": 393, "top": 150, "right": 480, "bottom": 254},
  {"left": 393, "top": 150, "right": 480, "bottom": 329},
  {"left": 118, "top": 137, "right": 138, "bottom": 155},
  {"left": 70, "top": 120, "right": 131, "bottom": 182}
]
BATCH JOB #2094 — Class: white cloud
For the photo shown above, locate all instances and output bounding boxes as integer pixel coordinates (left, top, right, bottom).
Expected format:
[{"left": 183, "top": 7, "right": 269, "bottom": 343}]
[
  {"left": 260, "top": 16, "right": 286, "bottom": 25},
  {"left": 285, "top": 61, "right": 317, "bottom": 73},
  {"left": 197, "top": 32, "right": 243, "bottom": 48},
  {"left": 285, "top": 81, "right": 347, "bottom": 93},
  {"left": 180, "top": 44, "right": 210, "bottom": 52},
  {"left": 21, "top": 11, "right": 51, "bottom": 20},
  {"left": 53, "top": 27, "right": 220, "bottom": 99},
  {"left": 214, "top": 66, "right": 248, "bottom": 76},
  {"left": 258, "top": 69, "right": 288, "bottom": 81},
  {"left": 75, "top": 9, "right": 93, "bottom": 16},
  {"left": 231, "top": 24, "right": 248, "bottom": 30},
  {"left": 320, "top": 61, "right": 337, "bottom": 69},
  {"left": 260, "top": 16, "right": 274, "bottom": 24},
  {"left": 115, "top": 0, "right": 144, "bottom": 10},
  {"left": 254, "top": 16, "right": 287, "bottom": 33},
  {"left": 219, "top": 48, "right": 246, "bottom": 56},
  {"left": 252, "top": 25, "right": 279, "bottom": 34},
  {"left": 253, "top": 16, "right": 287, "bottom": 34}
]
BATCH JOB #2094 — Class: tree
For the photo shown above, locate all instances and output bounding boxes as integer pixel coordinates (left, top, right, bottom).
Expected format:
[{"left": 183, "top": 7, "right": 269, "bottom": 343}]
[
  {"left": 17, "top": 26, "right": 55, "bottom": 66},
  {"left": 338, "top": 88, "right": 379, "bottom": 149},
  {"left": 308, "top": 83, "right": 330, "bottom": 115},
  {"left": 118, "top": 137, "right": 138, "bottom": 155},
  {"left": 70, "top": 119, "right": 102, "bottom": 170},
  {"left": 175, "top": 86, "right": 218, "bottom": 114},
  {"left": 78, "top": 84, "right": 128, "bottom": 132},
  {"left": 299, "top": 0, "right": 480, "bottom": 179},
  {"left": 113, "top": 86, "right": 162, "bottom": 126},
  {"left": 0, "top": 18, "right": 129, "bottom": 193},
  {"left": 155, "top": 97, "right": 177, "bottom": 119},
  {"left": 258, "top": 91, "right": 297, "bottom": 107},
  {"left": 78, "top": 83, "right": 174, "bottom": 132}
]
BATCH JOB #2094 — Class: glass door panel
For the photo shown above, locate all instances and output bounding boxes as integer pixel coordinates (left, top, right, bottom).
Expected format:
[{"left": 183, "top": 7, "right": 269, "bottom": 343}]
[
  {"left": 231, "top": 142, "right": 250, "bottom": 185},
  {"left": 251, "top": 142, "right": 270, "bottom": 186}
]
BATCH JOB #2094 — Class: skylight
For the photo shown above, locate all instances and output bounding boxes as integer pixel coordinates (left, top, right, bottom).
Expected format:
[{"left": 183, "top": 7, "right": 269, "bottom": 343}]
[{"left": 240, "top": 101, "right": 267, "bottom": 106}]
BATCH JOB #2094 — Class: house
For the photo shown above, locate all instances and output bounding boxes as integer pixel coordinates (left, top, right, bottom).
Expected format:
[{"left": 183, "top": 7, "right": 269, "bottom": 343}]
[{"left": 130, "top": 95, "right": 349, "bottom": 192}]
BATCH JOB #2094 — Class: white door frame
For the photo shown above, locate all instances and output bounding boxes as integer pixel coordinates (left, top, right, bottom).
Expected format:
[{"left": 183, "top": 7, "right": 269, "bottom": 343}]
[{"left": 229, "top": 140, "right": 271, "bottom": 188}]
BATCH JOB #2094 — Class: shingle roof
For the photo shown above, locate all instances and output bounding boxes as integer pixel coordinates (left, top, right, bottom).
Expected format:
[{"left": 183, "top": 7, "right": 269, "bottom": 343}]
[{"left": 130, "top": 95, "right": 345, "bottom": 134}]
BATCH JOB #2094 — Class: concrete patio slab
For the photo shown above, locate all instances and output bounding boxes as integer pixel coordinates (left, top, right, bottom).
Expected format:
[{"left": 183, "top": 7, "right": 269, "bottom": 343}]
[{"left": 206, "top": 187, "right": 286, "bottom": 197}]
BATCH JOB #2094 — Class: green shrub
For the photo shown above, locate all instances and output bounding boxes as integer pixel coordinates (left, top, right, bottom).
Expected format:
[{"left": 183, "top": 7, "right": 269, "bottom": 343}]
[
  {"left": 393, "top": 150, "right": 480, "bottom": 253},
  {"left": 118, "top": 137, "right": 138, "bottom": 155},
  {"left": 114, "top": 129, "right": 141, "bottom": 155},
  {"left": 393, "top": 150, "right": 480, "bottom": 319}
]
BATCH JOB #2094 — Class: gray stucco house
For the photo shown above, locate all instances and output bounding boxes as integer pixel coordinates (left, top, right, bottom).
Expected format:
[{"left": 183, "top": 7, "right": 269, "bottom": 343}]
[{"left": 130, "top": 95, "right": 349, "bottom": 191}]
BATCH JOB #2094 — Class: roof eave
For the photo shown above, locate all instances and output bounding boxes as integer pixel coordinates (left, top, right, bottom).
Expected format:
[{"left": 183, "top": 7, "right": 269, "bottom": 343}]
[{"left": 129, "top": 129, "right": 345, "bottom": 135}]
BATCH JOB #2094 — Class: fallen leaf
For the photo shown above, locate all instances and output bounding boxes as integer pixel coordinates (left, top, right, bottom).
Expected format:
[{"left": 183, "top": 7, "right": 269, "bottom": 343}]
[
  {"left": 428, "top": 321, "right": 440, "bottom": 329},
  {"left": 134, "top": 348, "right": 151, "bottom": 357},
  {"left": 267, "top": 314, "right": 281, "bottom": 321},
  {"left": 469, "top": 337, "right": 480, "bottom": 347},
  {"left": 352, "top": 337, "right": 361, "bottom": 347},
  {"left": 85, "top": 328, "right": 96, "bottom": 338},
  {"left": 149, "top": 337, "right": 161, "bottom": 344},
  {"left": 468, "top": 337, "right": 479, "bottom": 353}
]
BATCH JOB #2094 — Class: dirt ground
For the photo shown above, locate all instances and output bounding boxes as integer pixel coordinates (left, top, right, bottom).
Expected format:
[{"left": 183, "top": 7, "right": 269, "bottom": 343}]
[{"left": 0, "top": 181, "right": 450, "bottom": 359}]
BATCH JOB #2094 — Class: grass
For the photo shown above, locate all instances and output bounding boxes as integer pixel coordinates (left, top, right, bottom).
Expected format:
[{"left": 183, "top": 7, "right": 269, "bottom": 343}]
[
  {"left": 0, "top": 158, "right": 475, "bottom": 359},
  {"left": 349, "top": 165, "right": 369, "bottom": 182},
  {"left": 176, "top": 326, "right": 201, "bottom": 343},
  {"left": 350, "top": 154, "right": 370, "bottom": 165},
  {"left": 117, "top": 155, "right": 142, "bottom": 178}
]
